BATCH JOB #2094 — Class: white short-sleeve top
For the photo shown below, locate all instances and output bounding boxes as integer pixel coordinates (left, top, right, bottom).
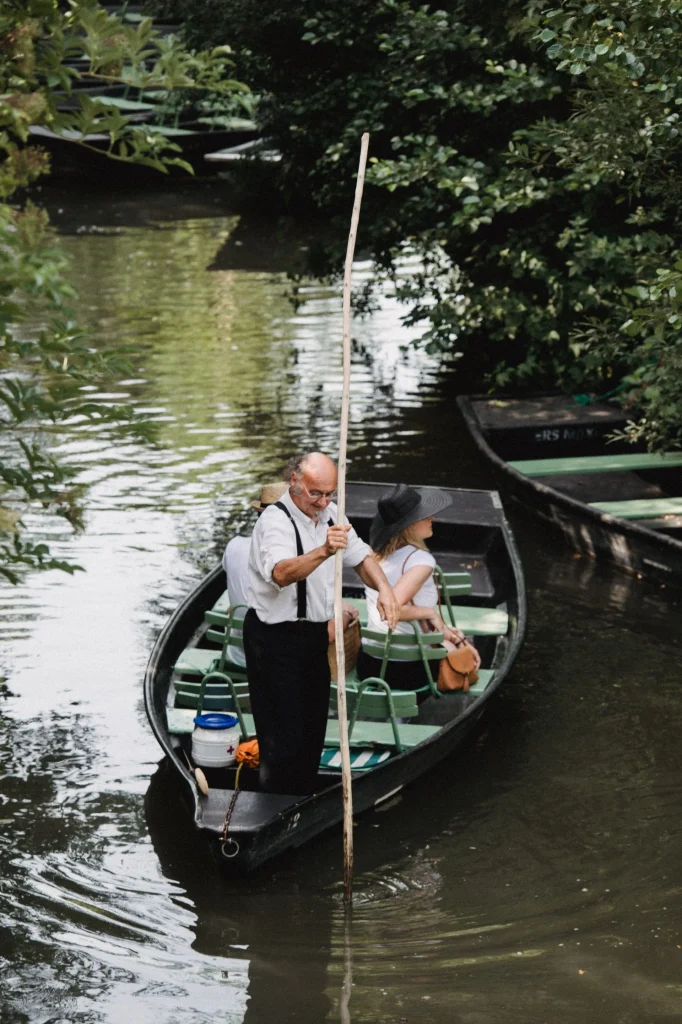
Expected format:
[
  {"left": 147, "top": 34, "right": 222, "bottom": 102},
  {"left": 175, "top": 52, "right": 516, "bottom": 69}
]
[{"left": 366, "top": 544, "right": 437, "bottom": 635}]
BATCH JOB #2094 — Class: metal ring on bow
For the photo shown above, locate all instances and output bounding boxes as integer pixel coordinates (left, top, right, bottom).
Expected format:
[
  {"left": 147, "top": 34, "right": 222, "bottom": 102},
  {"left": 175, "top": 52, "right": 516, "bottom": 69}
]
[{"left": 221, "top": 838, "right": 240, "bottom": 859}]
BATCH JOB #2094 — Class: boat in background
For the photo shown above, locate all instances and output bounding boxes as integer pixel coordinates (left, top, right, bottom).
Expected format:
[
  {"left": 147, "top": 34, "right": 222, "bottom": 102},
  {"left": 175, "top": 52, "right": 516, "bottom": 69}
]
[
  {"left": 144, "top": 481, "right": 526, "bottom": 872},
  {"left": 29, "top": 114, "right": 258, "bottom": 180},
  {"left": 204, "top": 139, "right": 282, "bottom": 167},
  {"left": 28, "top": 6, "right": 258, "bottom": 179},
  {"left": 458, "top": 394, "right": 682, "bottom": 586}
]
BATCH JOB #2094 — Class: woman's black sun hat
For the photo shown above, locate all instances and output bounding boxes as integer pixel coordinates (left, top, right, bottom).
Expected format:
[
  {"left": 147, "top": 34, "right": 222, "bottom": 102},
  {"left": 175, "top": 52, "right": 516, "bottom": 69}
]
[{"left": 370, "top": 483, "right": 451, "bottom": 551}]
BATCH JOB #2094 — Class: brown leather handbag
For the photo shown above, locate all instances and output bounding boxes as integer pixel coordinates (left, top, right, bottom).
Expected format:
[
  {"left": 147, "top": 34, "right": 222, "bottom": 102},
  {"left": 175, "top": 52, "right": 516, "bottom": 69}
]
[
  {"left": 399, "top": 549, "right": 479, "bottom": 693},
  {"left": 437, "top": 636, "right": 479, "bottom": 693}
]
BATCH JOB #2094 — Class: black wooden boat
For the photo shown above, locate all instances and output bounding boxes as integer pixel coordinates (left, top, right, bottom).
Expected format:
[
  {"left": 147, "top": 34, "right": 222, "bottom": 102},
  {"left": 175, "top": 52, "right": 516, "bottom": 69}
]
[
  {"left": 144, "top": 481, "right": 526, "bottom": 872},
  {"left": 28, "top": 122, "right": 258, "bottom": 180},
  {"left": 458, "top": 394, "right": 682, "bottom": 586}
]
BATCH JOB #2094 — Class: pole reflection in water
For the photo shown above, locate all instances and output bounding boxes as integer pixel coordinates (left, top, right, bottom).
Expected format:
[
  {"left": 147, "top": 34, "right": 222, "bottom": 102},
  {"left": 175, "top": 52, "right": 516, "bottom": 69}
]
[{"left": 339, "top": 913, "right": 352, "bottom": 1024}]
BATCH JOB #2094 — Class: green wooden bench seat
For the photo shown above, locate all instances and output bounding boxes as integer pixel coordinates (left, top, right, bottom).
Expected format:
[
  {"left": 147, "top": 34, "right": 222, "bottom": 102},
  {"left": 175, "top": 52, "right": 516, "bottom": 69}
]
[
  {"left": 175, "top": 676, "right": 249, "bottom": 711},
  {"left": 439, "top": 605, "right": 509, "bottom": 635},
  {"left": 167, "top": 672, "right": 496, "bottom": 739},
  {"left": 166, "top": 662, "right": 494, "bottom": 747},
  {"left": 345, "top": 597, "right": 508, "bottom": 637},
  {"left": 173, "top": 647, "right": 247, "bottom": 679},
  {"left": 172, "top": 607, "right": 249, "bottom": 722},
  {"left": 323, "top": 717, "right": 439, "bottom": 749},
  {"left": 330, "top": 678, "right": 419, "bottom": 720},
  {"left": 465, "top": 668, "right": 494, "bottom": 696},
  {"left": 174, "top": 648, "right": 219, "bottom": 677},
  {"left": 202, "top": 599, "right": 248, "bottom": 646},
  {"left": 166, "top": 712, "right": 393, "bottom": 769},
  {"left": 205, "top": 591, "right": 231, "bottom": 624},
  {"left": 509, "top": 452, "right": 682, "bottom": 478},
  {"left": 176, "top": 603, "right": 248, "bottom": 679},
  {"left": 331, "top": 666, "right": 494, "bottom": 705},
  {"left": 588, "top": 496, "right": 682, "bottom": 520},
  {"left": 333, "top": 625, "right": 448, "bottom": 748},
  {"left": 334, "top": 629, "right": 493, "bottom": 753},
  {"left": 434, "top": 569, "right": 472, "bottom": 598},
  {"left": 166, "top": 708, "right": 440, "bottom": 748}
]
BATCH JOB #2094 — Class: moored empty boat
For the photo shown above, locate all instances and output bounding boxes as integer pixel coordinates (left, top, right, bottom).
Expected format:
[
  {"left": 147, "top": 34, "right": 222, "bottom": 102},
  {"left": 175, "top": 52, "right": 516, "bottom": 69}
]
[
  {"left": 144, "top": 480, "right": 526, "bottom": 872},
  {"left": 458, "top": 394, "right": 682, "bottom": 586}
]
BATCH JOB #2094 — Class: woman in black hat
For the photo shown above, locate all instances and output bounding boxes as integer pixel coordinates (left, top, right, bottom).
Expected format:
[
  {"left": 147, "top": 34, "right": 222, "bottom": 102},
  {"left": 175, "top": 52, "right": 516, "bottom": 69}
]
[{"left": 357, "top": 483, "right": 480, "bottom": 692}]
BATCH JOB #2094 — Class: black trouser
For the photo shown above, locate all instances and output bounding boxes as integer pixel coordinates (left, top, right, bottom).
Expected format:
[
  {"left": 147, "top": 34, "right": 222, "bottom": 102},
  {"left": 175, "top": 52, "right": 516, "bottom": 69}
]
[{"left": 243, "top": 608, "right": 331, "bottom": 795}]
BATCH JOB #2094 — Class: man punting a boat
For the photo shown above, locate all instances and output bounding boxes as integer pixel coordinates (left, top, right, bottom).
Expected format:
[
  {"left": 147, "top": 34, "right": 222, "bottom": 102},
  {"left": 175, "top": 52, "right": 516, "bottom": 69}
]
[{"left": 244, "top": 452, "right": 400, "bottom": 795}]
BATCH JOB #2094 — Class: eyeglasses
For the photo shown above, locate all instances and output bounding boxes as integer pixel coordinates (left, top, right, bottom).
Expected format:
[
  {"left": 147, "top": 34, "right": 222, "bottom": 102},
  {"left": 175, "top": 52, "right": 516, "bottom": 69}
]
[{"left": 300, "top": 481, "right": 337, "bottom": 502}]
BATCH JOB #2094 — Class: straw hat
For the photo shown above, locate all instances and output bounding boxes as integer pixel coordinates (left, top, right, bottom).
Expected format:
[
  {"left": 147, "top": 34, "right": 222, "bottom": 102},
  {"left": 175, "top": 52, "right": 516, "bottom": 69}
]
[
  {"left": 251, "top": 481, "right": 289, "bottom": 511},
  {"left": 369, "top": 483, "right": 451, "bottom": 551}
]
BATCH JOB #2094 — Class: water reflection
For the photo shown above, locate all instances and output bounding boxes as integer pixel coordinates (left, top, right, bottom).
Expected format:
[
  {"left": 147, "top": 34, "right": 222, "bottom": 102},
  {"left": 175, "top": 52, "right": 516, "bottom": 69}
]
[{"left": 146, "top": 763, "right": 334, "bottom": 1023}]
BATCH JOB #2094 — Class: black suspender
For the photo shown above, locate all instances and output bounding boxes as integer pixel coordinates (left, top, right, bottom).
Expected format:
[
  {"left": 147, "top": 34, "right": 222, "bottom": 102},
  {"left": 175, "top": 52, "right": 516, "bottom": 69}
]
[
  {"left": 274, "top": 501, "right": 335, "bottom": 621},
  {"left": 274, "top": 501, "right": 306, "bottom": 619}
]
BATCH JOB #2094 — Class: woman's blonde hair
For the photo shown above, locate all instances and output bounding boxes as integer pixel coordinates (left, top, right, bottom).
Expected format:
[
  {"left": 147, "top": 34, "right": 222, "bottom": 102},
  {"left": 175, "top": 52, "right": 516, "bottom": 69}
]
[{"left": 373, "top": 524, "right": 429, "bottom": 562}]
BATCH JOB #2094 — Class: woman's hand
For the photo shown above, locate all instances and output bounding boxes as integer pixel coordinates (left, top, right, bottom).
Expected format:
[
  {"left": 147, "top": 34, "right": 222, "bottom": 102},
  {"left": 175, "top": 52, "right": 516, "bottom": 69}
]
[
  {"left": 442, "top": 624, "right": 464, "bottom": 644},
  {"left": 442, "top": 628, "right": 482, "bottom": 669},
  {"left": 426, "top": 611, "right": 448, "bottom": 634}
]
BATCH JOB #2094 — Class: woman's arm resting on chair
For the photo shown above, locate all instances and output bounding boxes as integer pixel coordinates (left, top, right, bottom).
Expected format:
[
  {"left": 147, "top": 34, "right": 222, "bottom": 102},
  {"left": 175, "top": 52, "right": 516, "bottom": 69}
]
[{"left": 392, "top": 566, "right": 462, "bottom": 641}]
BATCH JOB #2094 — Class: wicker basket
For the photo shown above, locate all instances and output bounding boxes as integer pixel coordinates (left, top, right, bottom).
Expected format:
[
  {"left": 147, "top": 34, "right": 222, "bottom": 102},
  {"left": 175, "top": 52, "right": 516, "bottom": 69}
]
[{"left": 328, "top": 617, "right": 361, "bottom": 681}]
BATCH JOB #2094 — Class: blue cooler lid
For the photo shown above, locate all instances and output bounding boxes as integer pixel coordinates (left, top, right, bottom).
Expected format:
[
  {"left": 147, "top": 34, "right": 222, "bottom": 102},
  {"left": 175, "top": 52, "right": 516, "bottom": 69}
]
[{"left": 193, "top": 712, "right": 239, "bottom": 730}]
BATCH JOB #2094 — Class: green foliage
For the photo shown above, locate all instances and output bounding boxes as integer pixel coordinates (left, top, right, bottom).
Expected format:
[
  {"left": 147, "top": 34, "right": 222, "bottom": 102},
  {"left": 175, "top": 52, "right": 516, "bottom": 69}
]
[
  {"left": 0, "top": 1, "right": 248, "bottom": 581},
  {"left": 167, "top": 0, "right": 682, "bottom": 450},
  {"left": 0, "top": 1, "right": 247, "bottom": 182}
]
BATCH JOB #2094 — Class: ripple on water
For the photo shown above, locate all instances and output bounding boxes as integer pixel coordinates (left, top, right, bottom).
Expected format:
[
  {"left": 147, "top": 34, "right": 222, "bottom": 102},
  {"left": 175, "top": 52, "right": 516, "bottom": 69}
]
[{"left": 1, "top": 852, "right": 251, "bottom": 1024}]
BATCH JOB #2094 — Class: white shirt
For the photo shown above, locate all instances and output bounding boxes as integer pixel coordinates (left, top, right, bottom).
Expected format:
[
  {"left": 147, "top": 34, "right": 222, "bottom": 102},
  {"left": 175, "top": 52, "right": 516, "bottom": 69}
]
[
  {"left": 222, "top": 535, "right": 251, "bottom": 666},
  {"left": 366, "top": 544, "right": 436, "bottom": 636},
  {"left": 248, "top": 489, "right": 371, "bottom": 624}
]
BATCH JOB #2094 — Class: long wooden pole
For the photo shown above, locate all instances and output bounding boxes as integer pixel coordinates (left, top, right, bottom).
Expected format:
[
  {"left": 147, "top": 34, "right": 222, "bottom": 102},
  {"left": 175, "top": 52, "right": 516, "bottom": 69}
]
[{"left": 334, "top": 131, "right": 370, "bottom": 905}]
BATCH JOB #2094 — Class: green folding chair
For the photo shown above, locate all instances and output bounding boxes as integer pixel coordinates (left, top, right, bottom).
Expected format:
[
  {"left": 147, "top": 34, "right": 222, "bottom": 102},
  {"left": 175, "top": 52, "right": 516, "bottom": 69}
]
[
  {"left": 330, "top": 624, "right": 448, "bottom": 752},
  {"left": 173, "top": 604, "right": 249, "bottom": 720},
  {"left": 433, "top": 565, "right": 472, "bottom": 626}
]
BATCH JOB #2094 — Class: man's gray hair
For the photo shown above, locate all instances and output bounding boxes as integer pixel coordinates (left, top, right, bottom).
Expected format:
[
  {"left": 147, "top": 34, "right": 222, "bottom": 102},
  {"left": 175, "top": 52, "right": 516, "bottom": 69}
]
[
  {"left": 283, "top": 454, "right": 309, "bottom": 480},
  {"left": 284, "top": 451, "right": 337, "bottom": 483}
]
